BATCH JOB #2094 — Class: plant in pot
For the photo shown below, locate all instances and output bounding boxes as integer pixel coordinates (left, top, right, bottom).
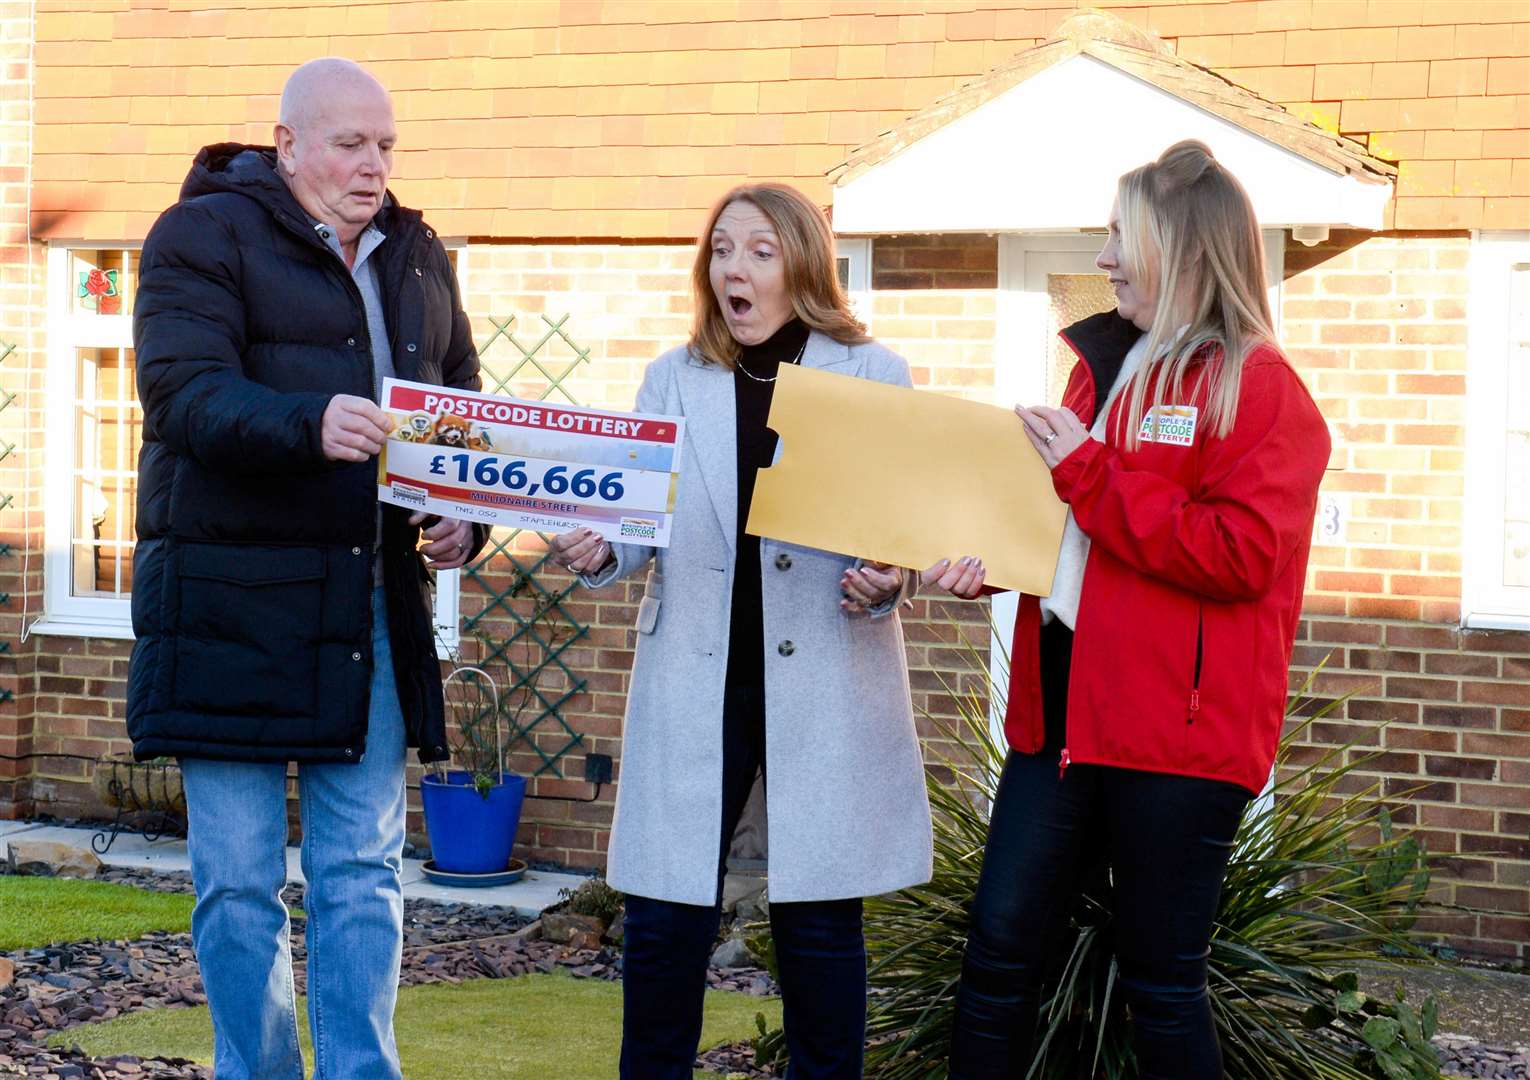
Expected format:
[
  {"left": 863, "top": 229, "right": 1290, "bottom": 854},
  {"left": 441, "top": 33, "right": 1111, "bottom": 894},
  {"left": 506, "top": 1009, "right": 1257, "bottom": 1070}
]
[{"left": 419, "top": 664, "right": 528, "bottom": 883}]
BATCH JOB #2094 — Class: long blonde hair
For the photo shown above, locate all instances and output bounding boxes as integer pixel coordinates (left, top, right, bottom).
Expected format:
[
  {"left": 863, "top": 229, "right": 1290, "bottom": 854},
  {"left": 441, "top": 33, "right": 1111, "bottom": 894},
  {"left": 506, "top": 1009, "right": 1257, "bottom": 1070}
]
[
  {"left": 1114, "top": 140, "right": 1275, "bottom": 450},
  {"left": 688, "top": 183, "right": 869, "bottom": 368}
]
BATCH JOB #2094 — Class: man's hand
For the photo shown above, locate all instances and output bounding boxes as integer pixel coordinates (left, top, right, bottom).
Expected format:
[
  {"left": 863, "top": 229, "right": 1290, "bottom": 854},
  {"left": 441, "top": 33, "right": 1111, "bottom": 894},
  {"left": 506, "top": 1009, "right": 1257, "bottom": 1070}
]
[
  {"left": 322, "top": 395, "right": 391, "bottom": 462},
  {"left": 410, "top": 512, "right": 474, "bottom": 570},
  {"left": 548, "top": 528, "right": 614, "bottom": 575},
  {"left": 921, "top": 557, "right": 987, "bottom": 599},
  {"left": 840, "top": 561, "right": 904, "bottom": 614}
]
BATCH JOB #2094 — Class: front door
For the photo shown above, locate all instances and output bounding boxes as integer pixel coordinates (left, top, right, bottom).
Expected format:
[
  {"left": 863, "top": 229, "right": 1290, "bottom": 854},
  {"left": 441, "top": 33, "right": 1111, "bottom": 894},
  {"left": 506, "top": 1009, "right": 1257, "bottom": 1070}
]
[{"left": 989, "top": 235, "right": 1117, "bottom": 743}]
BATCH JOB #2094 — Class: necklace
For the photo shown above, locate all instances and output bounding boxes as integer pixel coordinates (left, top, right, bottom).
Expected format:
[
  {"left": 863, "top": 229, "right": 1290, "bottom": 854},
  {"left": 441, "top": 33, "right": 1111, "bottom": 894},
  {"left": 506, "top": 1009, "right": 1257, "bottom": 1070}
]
[{"left": 735, "top": 339, "right": 807, "bottom": 384}]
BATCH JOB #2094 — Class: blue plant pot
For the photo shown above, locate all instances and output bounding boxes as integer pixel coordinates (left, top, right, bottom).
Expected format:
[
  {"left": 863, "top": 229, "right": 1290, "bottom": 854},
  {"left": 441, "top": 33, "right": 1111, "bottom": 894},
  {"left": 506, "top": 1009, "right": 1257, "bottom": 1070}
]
[{"left": 420, "top": 770, "right": 527, "bottom": 875}]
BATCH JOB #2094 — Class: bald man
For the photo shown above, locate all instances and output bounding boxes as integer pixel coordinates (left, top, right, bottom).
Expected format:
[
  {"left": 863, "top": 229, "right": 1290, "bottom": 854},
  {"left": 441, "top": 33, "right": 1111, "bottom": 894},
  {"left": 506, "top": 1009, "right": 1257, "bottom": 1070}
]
[{"left": 130, "top": 58, "right": 481, "bottom": 1080}]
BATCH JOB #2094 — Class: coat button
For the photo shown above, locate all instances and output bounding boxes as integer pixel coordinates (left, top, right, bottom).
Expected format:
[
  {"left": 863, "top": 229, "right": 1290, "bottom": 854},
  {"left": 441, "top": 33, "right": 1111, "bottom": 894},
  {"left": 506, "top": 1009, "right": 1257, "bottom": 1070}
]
[
  {"left": 777, "top": 640, "right": 795, "bottom": 657},
  {"left": 344, "top": 748, "right": 354, "bottom": 758},
  {"left": 352, "top": 651, "right": 362, "bottom": 661},
  {"left": 347, "top": 336, "right": 356, "bottom": 347},
  {"left": 774, "top": 553, "right": 792, "bottom": 571},
  {"left": 352, "top": 546, "right": 362, "bottom": 555},
  {"left": 406, "top": 343, "right": 417, "bottom": 352}
]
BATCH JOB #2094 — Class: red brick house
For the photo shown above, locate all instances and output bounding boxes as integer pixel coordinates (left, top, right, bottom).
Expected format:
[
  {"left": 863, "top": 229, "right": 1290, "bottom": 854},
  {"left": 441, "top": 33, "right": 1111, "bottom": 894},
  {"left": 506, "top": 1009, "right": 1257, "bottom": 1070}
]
[{"left": 0, "top": 1, "right": 1525, "bottom": 961}]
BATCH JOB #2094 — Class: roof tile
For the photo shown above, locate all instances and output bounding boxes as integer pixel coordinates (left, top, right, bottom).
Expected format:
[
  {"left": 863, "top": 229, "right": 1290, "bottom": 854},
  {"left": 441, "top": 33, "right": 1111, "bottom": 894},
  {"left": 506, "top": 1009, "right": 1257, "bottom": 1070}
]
[
  {"left": 1420, "top": 129, "right": 1486, "bottom": 160},
  {"left": 1487, "top": 57, "right": 1530, "bottom": 96},
  {"left": 1315, "top": 62, "right": 1374, "bottom": 100},
  {"left": 1456, "top": 158, "right": 1514, "bottom": 196},
  {"left": 1254, "top": 0, "right": 1315, "bottom": 33},
  {"left": 1371, "top": 60, "right": 1432, "bottom": 98},
  {"left": 1456, "top": 94, "right": 1528, "bottom": 130},
  {"left": 1397, "top": 25, "right": 1452, "bottom": 63},
  {"left": 1393, "top": 196, "right": 1482, "bottom": 228},
  {"left": 1429, "top": 58, "right": 1489, "bottom": 97},
  {"left": 1483, "top": 196, "right": 1530, "bottom": 227}
]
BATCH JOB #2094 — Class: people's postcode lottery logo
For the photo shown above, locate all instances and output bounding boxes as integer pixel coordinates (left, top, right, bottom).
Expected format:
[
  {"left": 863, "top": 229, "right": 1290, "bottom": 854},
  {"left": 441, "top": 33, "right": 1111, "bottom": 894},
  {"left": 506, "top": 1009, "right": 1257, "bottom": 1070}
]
[{"left": 1139, "top": 405, "right": 1198, "bottom": 447}]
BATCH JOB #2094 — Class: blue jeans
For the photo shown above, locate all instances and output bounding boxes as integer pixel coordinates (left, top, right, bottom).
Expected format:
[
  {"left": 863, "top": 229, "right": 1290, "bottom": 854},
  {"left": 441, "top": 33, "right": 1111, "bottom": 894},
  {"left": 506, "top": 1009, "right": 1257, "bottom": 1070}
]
[
  {"left": 621, "top": 684, "right": 868, "bottom": 1079},
  {"left": 181, "top": 587, "right": 406, "bottom": 1080}
]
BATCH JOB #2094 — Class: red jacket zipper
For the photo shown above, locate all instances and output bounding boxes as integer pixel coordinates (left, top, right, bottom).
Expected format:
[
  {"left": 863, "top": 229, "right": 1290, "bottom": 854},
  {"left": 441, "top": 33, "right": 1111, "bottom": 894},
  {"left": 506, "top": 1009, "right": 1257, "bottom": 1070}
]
[
  {"left": 1188, "top": 604, "right": 1204, "bottom": 724},
  {"left": 1058, "top": 748, "right": 1071, "bottom": 780}
]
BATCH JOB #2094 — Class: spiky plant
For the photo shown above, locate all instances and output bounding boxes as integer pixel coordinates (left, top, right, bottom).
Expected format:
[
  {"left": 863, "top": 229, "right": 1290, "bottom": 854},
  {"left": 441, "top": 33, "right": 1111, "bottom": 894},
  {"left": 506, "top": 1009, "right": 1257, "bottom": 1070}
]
[{"left": 756, "top": 624, "right": 1447, "bottom": 1079}]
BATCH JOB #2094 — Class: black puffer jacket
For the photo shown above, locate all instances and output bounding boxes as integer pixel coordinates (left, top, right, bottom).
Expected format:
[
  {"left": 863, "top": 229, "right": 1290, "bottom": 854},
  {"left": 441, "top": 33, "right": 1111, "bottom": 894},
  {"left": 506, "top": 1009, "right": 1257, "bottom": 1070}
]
[{"left": 128, "top": 144, "right": 484, "bottom": 765}]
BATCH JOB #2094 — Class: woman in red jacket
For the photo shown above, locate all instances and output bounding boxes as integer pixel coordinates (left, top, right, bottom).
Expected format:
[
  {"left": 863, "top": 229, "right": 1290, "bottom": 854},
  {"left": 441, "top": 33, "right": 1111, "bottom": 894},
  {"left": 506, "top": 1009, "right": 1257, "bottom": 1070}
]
[{"left": 929, "top": 141, "right": 1330, "bottom": 1078}]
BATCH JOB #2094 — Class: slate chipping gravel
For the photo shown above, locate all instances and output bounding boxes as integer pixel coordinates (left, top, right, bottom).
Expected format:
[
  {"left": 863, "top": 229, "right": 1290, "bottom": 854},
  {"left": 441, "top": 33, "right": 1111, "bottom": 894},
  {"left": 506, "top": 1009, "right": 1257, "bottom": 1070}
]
[{"left": 1, "top": 868, "right": 1523, "bottom": 1077}]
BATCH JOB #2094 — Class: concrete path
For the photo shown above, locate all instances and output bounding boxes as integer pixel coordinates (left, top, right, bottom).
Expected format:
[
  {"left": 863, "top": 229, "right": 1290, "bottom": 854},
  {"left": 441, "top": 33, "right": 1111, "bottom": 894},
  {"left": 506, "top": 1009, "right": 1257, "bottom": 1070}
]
[{"left": 0, "top": 818, "right": 584, "bottom": 918}]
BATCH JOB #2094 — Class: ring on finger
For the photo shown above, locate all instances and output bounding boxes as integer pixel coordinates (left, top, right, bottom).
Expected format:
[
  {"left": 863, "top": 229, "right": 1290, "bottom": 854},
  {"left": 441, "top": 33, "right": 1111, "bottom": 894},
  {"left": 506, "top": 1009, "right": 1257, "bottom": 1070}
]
[{"left": 1043, "top": 431, "right": 1058, "bottom": 445}]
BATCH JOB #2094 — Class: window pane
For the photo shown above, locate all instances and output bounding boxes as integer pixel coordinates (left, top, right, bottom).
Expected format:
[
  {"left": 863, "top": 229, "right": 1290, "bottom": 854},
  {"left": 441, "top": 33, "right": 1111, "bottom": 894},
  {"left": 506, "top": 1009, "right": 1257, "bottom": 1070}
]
[
  {"left": 71, "top": 249, "right": 136, "bottom": 317},
  {"left": 836, "top": 256, "right": 850, "bottom": 291},
  {"left": 1504, "top": 264, "right": 1530, "bottom": 588},
  {"left": 72, "top": 346, "right": 140, "bottom": 598}
]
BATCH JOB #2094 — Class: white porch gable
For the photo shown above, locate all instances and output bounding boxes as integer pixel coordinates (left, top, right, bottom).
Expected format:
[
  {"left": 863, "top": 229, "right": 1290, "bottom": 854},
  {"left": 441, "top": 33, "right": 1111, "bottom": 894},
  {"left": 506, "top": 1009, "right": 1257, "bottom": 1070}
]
[{"left": 831, "top": 20, "right": 1395, "bottom": 235}]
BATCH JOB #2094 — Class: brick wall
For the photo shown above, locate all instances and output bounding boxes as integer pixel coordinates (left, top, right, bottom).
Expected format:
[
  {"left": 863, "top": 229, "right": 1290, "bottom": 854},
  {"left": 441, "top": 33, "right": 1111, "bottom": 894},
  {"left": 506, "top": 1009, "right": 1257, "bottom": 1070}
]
[
  {"left": 0, "top": 1, "right": 42, "bottom": 820},
  {"left": 443, "top": 239, "right": 993, "bottom": 867},
  {"left": 4, "top": 222, "right": 1523, "bottom": 961},
  {"left": 868, "top": 235, "right": 999, "bottom": 403},
  {"left": 1285, "top": 231, "right": 1471, "bottom": 626},
  {"left": 1281, "top": 231, "right": 1530, "bottom": 963}
]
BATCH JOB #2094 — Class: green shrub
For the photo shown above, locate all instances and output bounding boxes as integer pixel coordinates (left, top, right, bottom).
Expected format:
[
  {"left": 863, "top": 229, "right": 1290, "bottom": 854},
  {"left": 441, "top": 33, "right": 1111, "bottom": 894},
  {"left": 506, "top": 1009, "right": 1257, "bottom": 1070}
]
[
  {"left": 757, "top": 633, "right": 1448, "bottom": 1080},
  {"left": 559, "top": 876, "right": 624, "bottom": 924}
]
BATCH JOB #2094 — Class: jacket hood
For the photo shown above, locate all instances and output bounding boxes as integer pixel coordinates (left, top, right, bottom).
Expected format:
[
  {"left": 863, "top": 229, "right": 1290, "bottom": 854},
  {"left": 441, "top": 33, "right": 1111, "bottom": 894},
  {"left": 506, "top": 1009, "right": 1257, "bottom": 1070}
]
[
  {"left": 179, "top": 142, "right": 403, "bottom": 232},
  {"left": 181, "top": 144, "right": 293, "bottom": 210}
]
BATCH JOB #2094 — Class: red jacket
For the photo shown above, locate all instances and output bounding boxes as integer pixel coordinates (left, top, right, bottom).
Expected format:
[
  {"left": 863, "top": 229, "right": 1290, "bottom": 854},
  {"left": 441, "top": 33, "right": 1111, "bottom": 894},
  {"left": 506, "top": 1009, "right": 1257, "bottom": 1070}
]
[{"left": 1005, "top": 312, "right": 1329, "bottom": 794}]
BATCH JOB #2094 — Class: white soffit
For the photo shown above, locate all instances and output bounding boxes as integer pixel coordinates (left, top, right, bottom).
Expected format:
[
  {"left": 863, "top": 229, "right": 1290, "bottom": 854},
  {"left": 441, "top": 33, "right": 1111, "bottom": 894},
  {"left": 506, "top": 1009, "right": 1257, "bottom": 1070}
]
[{"left": 832, "top": 55, "right": 1391, "bottom": 234}]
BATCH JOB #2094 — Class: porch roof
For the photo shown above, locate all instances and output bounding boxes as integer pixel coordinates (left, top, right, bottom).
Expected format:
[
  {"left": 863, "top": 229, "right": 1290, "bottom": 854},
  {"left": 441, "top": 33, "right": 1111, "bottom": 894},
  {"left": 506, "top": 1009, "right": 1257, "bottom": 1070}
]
[{"left": 830, "top": 13, "right": 1398, "bottom": 235}]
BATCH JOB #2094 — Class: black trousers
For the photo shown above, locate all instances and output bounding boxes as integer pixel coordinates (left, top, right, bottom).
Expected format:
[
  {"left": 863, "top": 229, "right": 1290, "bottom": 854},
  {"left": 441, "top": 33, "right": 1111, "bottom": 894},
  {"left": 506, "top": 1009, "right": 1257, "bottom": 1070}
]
[
  {"left": 948, "top": 622, "right": 1251, "bottom": 1079},
  {"left": 620, "top": 684, "right": 867, "bottom": 1079}
]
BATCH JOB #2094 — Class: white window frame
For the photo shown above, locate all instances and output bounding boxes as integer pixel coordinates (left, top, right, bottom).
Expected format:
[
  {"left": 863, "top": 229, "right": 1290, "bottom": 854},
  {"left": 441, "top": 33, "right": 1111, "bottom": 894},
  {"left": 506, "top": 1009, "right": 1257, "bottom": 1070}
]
[
  {"left": 1463, "top": 230, "right": 1530, "bottom": 631},
  {"left": 37, "top": 241, "right": 467, "bottom": 642},
  {"left": 835, "top": 236, "right": 872, "bottom": 321},
  {"left": 37, "top": 244, "right": 140, "bottom": 638}
]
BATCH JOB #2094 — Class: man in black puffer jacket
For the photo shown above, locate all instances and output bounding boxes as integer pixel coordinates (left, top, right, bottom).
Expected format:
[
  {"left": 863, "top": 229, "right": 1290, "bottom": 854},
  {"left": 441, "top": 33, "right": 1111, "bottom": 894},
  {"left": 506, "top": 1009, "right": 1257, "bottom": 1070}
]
[{"left": 130, "top": 58, "right": 483, "bottom": 1080}]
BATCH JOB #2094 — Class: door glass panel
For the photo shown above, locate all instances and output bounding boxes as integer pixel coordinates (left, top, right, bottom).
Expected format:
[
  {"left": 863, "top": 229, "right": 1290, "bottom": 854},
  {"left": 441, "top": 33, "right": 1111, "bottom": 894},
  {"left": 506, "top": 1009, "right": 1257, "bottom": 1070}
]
[{"left": 1045, "top": 272, "right": 1116, "bottom": 406}]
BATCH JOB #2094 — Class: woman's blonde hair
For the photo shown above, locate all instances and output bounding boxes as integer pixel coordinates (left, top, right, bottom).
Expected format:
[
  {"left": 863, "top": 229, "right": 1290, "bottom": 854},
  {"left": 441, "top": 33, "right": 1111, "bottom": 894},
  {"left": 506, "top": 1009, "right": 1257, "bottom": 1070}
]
[
  {"left": 1114, "top": 140, "right": 1275, "bottom": 450},
  {"left": 688, "top": 182, "right": 869, "bottom": 368}
]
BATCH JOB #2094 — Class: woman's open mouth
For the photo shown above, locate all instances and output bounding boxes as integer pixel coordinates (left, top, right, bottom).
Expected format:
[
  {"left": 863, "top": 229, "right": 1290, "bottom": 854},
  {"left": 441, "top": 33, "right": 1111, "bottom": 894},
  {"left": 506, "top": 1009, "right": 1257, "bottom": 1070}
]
[{"left": 728, "top": 296, "right": 752, "bottom": 316}]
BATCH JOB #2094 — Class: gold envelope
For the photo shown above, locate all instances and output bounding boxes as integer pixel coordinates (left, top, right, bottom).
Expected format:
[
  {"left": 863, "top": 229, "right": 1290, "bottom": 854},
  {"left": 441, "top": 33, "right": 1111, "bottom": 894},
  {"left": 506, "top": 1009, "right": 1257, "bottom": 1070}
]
[{"left": 747, "top": 364, "right": 1068, "bottom": 595}]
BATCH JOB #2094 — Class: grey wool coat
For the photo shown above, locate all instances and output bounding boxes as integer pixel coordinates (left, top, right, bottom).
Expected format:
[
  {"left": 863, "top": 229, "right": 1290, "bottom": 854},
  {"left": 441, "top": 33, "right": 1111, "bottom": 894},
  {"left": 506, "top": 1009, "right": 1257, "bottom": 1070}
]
[{"left": 581, "top": 331, "right": 934, "bottom": 906}]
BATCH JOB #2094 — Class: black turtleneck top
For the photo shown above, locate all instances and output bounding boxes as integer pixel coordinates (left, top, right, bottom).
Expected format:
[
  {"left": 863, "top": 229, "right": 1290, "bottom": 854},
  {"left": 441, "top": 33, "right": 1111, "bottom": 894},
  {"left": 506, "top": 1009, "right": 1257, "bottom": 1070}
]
[{"left": 726, "top": 317, "right": 811, "bottom": 691}]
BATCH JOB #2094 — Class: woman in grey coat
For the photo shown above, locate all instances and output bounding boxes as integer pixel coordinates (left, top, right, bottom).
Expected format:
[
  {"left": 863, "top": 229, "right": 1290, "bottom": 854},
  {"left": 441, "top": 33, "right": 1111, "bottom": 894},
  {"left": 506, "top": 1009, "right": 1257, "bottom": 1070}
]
[{"left": 550, "top": 182, "right": 932, "bottom": 1079}]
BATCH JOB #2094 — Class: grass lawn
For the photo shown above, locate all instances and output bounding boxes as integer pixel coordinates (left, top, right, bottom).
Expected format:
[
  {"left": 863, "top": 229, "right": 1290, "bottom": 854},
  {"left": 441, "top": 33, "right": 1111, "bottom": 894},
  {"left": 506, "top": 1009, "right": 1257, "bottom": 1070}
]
[
  {"left": 0, "top": 877, "right": 196, "bottom": 950},
  {"left": 53, "top": 971, "right": 782, "bottom": 1079}
]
